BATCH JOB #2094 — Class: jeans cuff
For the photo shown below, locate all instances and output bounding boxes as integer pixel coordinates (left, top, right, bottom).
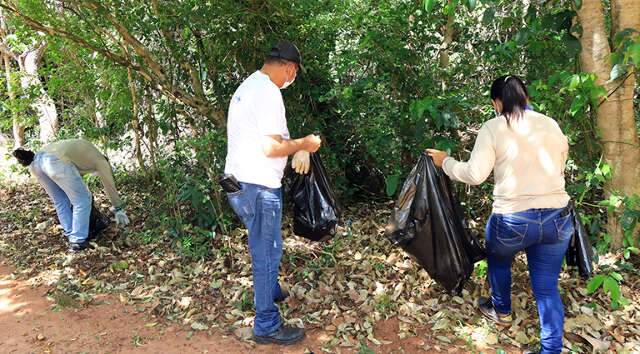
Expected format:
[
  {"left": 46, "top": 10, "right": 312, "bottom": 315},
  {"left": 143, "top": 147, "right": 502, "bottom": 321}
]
[
  {"left": 253, "top": 321, "right": 282, "bottom": 336},
  {"left": 491, "top": 297, "right": 511, "bottom": 314}
]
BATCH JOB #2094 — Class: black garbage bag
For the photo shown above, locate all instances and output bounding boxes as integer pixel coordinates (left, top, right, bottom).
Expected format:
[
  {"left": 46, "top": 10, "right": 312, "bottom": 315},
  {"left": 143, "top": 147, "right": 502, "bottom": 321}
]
[
  {"left": 565, "top": 204, "right": 595, "bottom": 279},
  {"left": 88, "top": 198, "right": 110, "bottom": 240},
  {"left": 385, "top": 153, "right": 485, "bottom": 293},
  {"left": 291, "top": 153, "right": 340, "bottom": 241}
]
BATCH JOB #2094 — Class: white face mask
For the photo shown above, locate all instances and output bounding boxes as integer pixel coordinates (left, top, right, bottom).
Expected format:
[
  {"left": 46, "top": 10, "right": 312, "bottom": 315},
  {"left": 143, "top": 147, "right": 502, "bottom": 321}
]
[{"left": 280, "top": 69, "right": 296, "bottom": 90}]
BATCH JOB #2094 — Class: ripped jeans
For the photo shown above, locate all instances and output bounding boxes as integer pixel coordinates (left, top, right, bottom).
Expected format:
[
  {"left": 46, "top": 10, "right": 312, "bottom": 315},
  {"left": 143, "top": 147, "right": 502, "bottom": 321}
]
[
  {"left": 227, "top": 182, "right": 285, "bottom": 336},
  {"left": 486, "top": 207, "right": 573, "bottom": 354}
]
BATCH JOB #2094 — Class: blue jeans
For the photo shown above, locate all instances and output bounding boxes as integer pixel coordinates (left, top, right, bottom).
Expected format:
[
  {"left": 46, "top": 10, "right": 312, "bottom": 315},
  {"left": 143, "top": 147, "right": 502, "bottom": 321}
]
[
  {"left": 29, "top": 152, "right": 92, "bottom": 244},
  {"left": 486, "top": 207, "right": 573, "bottom": 354},
  {"left": 227, "top": 183, "right": 285, "bottom": 336}
]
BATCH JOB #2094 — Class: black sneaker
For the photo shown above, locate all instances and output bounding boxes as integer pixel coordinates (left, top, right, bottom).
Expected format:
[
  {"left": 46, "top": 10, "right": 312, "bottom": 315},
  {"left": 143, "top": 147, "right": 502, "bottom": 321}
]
[
  {"left": 274, "top": 289, "right": 290, "bottom": 304},
  {"left": 252, "top": 325, "right": 305, "bottom": 345},
  {"left": 478, "top": 297, "right": 513, "bottom": 327},
  {"left": 68, "top": 241, "right": 90, "bottom": 253}
]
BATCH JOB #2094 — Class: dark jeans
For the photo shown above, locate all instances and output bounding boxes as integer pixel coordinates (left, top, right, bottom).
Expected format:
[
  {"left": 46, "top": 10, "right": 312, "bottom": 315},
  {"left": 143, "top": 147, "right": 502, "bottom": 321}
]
[
  {"left": 227, "top": 182, "right": 285, "bottom": 336},
  {"left": 486, "top": 207, "right": 573, "bottom": 354}
]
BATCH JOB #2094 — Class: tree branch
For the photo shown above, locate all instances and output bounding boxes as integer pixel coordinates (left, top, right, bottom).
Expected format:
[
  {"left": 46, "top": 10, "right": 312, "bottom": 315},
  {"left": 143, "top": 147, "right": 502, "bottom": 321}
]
[
  {"left": 0, "top": 2, "right": 132, "bottom": 68},
  {"left": 1, "top": 1, "right": 221, "bottom": 125},
  {"left": 0, "top": 41, "right": 17, "bottom": 60}
]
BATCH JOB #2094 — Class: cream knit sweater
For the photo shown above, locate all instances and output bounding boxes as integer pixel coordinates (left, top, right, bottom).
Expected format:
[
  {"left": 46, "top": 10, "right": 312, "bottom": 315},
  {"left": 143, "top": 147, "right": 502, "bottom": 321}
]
[{"left": 442, "top": 110, "right": 570, "bottom": 214}]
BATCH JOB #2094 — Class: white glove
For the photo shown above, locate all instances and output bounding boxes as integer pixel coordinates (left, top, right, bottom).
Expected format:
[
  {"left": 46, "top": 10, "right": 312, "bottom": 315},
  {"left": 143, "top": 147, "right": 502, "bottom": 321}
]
[
  {"left": 114, "top": 210, "right": 130, "bottom": 227},
  {"left": 292, "top": 150, "right": 310, "bottom": 174}
]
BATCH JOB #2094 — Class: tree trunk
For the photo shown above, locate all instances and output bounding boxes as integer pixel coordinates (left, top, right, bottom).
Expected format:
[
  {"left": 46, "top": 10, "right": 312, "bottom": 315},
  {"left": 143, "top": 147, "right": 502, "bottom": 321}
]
[
  {"left": 610, "top": 0, "right": 640, "bottom": 196},
  {"left": 577, "top": 0, "right": 640, "bottom": 249},
  {"left": 611, "top": 0, "right": 640, "bottom": 248},
  {"left": 439, "top": 0, "right": 455, "bottom": 68},
  {"left": 127, "top": 67, "right": 145, "bottom": 171},
  {"left": 0, "top": 9, "right": 22, "bottom": 148},
  {"left": 3, "top": 53, "right": 23, "bottom": 147},
  {"left": 17, "top": 44, "right": 58, "bottom": 143},
  {"left": 144, "top": 88, "right": 158, "bottom": 171}
]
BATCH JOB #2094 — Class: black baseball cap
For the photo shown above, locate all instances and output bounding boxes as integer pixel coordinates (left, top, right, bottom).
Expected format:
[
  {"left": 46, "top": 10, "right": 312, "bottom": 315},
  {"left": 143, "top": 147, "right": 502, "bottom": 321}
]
[{"left": 268, "top": 40, "right": 305, "bottom": 73}]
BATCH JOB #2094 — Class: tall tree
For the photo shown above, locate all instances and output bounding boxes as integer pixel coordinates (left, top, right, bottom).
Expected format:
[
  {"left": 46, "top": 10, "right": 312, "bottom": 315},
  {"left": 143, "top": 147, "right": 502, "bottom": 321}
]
[
  {"left": 0, "top": 8, "right": 22, "bottom": 146},
  {"left": 0, "top": 0, "right": 224, "bottom": 127},
  {"left": 577, "top": 0, "right": 640, "bottom": 248},
  {"left": 16, "top": 40, "right": 58, "bottom": 143},
  {"left": 0, "top": 8, "right": 58, "bottom": 144}
]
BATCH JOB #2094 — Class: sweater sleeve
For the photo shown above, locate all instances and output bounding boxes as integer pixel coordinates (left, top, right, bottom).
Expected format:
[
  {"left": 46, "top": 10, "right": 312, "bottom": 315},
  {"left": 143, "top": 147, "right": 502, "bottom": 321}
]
[
  {"left": 442, "top": 124, "right": 496, "bottom": 186},
  {"left": 94, "top": 157, "right": 124, "bottom": 209}
]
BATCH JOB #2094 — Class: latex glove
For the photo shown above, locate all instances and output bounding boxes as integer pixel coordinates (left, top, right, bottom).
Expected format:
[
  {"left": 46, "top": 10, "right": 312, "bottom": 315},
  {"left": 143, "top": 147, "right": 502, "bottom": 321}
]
[
  {"left": 291, "top": 150, "right": 310, "bottom": 174},
  {"left": 114, "top": 210, "right": 130, "bottom": 227}
]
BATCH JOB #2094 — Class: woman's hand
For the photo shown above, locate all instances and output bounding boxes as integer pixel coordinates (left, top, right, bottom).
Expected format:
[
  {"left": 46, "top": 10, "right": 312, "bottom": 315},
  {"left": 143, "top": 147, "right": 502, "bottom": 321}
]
[{"left": 425, "top": 149, "right": 448, "bottom": 167}]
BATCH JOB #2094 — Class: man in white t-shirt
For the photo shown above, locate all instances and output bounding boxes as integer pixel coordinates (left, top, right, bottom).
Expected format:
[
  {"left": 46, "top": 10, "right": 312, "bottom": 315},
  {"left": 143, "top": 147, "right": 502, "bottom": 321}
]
[{"left": 224, "top": 41, "right": 321, "bottom": 345}]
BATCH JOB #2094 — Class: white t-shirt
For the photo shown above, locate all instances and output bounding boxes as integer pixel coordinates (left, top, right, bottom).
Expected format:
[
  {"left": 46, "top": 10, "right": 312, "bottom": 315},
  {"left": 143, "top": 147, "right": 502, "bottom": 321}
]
[{"left": 224, "top": 71, "right": 290, "bottom": 188}]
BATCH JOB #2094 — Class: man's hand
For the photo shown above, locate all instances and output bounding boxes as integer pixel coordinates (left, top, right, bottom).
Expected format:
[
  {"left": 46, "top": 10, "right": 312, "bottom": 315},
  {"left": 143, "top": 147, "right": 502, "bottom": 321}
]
[
  {"left": 303, "top": 134, "right": 322, "bottom": 153},
  {"left": 263, "top": 134, "right": 321, "bottom": 158},
  {"left": 425, "top": 149, "right": 448, "bottom": 167},
  {"left": 292, "top": 150, "right": 310, "bottom": 174},
  {"left": 114, "top": 210, "right": 130, "bottom": 227}
]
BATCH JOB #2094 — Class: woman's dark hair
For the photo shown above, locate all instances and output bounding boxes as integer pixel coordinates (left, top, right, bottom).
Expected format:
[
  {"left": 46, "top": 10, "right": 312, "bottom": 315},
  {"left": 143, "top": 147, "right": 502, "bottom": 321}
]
[
  {"left": 12, "top": 148, "right": 35, "bottom": 166},
  {"left": 490, "top": 75, "right": 529, "bottom": 123}
]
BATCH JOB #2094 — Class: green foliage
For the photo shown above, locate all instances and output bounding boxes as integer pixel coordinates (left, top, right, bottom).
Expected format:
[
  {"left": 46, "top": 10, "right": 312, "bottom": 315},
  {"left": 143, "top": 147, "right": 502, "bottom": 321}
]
[
  {"left": 385, "top": 173, "right": 401, "bottom": 197},
  {"left": 600, "top": 194, "right": 640, "bottom": 255},
  {"left": 234, "top": 290, "right": 254, "bottom": 312},
  {"left": 586, "top": 272, "right": 628, "bottom": 309},
  {"left": 0, "top": 0, "right": 630, "bottom": 259},
  {"left": 358, "top": 342, "right": 376, "bottom": 354},
  {"left": 474, "top": 259, "right": 488, "bottom": 279},
  {"left": 424, "top": 0, "right": 437, "bottom": 12},
  {"left": 375, "top": 293, "right": 395, "bottom": 313},
  {"left": 610, "top": 28, "right": 640, "bottom": 80}
]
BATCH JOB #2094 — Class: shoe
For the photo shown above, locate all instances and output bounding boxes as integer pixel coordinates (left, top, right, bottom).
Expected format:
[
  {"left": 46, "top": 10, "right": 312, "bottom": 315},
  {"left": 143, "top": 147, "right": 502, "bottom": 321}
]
[
  {"left": 274, "top": 289, "right": 290, "bottom": 303},
  {"left": 68, "top": 241, "right": 90, "bottom": 253},
  {"left": 478, "top": 297, "right": 513, "bottom": 327},
  {"left": 252, "top": 325, "right": 305, "bottom": 345}
]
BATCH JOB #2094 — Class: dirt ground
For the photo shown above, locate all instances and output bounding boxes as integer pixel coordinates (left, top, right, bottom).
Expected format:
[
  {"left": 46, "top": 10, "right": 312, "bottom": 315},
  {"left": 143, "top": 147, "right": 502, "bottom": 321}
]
[
  {"left": 0, "top": 262, "right": 310, "bottom": 354},
  {"left": 0, "top": 262, "right": 436, "bottom": 354}
]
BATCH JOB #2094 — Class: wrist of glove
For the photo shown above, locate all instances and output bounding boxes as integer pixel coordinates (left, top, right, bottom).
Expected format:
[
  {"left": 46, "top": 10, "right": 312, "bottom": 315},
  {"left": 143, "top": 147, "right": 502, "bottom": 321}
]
[{"left": 291, "top": 150, "right": 310, "bottom": 174}]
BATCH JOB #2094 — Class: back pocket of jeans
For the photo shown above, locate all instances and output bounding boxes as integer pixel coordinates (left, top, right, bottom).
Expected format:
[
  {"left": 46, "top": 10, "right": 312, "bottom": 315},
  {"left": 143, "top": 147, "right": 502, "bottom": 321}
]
[
  {"left": 554, "top": 214, "right": 573, "bottom": 241},
  {"left": 496, "top": 221, "right": 528, "bottom": 246}
]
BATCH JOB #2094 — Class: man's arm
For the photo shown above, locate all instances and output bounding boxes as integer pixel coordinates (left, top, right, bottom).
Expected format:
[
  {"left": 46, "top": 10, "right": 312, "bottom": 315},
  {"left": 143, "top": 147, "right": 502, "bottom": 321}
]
[
  {"left": 262, "top": 134, "right": 321, "bottom": 158},
  {"left": 94, "top": 157, "right": 124, "bottom": 209}
]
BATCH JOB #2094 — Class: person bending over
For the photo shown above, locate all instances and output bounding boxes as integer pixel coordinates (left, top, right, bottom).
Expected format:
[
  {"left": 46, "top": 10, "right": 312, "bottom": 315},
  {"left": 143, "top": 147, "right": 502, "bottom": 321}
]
[{"left": 13, "top": 139, "right": 130, "bottom": 252}]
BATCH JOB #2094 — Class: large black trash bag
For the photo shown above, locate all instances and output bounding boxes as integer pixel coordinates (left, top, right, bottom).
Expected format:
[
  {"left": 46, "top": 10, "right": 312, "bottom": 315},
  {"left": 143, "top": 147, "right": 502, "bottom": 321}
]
[
  {"left": 291, "top": 153, "right": 340, "bottom": 241},
  {"left": 565, "top": 204, "right": 595, "bottom": 279},
  {"left": 385, "top": 153, "right": 485, "bottom": 293}
]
